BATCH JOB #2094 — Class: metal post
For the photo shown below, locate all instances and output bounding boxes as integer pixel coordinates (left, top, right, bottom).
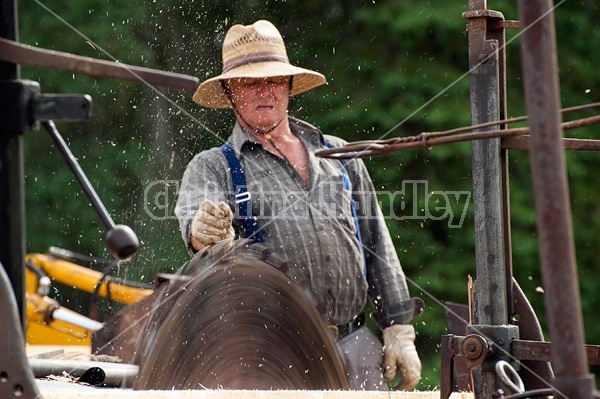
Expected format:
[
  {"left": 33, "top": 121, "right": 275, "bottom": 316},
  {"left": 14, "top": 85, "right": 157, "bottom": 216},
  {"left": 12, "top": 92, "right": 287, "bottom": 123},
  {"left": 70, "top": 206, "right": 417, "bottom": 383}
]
[
  {"left": 517, "top": 1, "right": 595, "bottom": 399},
  {"left": 464, "top": 1, "right": 519, "bottom": 397},
  {"left": 466, "top": 0, "right": 507, "bottom": 325},
  {"left": 0, "top": 0, "right": 26, "bottom": 328}
]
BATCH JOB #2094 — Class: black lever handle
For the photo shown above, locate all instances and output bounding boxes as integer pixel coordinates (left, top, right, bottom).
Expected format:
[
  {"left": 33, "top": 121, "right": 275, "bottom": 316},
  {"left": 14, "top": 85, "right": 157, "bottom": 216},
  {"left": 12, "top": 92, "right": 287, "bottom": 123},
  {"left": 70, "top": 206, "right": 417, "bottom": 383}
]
[{"left": 42, "top": 120, "right": 139, "bottom": 260}]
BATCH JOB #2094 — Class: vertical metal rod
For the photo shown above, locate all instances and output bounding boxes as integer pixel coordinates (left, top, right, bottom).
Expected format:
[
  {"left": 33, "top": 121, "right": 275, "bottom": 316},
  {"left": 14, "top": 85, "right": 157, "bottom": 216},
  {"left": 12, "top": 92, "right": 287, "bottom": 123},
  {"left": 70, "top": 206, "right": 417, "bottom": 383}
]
[
  {"left": 0, "top": 0, "right": 26, "bottom": 328},
  {"left": 517, "top": 1, "right": 595, "bottom": 399}
]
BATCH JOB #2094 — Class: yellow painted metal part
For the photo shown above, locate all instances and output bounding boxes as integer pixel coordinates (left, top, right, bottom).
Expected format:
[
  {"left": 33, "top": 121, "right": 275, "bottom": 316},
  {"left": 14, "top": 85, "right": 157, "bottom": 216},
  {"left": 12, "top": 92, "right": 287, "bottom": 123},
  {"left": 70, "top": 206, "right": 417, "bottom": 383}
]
[
  {"left": 25, "top": 253, "right": 153, "bottom": 345},
  {"left": 26, "top": 253, "right": 153, "bottom": 304},
  {"left": 26, "top": 292, "right": 58, "bottom": 324},
  {"left": 25, "top": 267, "right": 40, "bottom": 294},
  {"left": 26, "top": 315, "right": 92, "bottom": 345},
  {"left": 26, "top": 292, "right": 92, "bottom": 345}
]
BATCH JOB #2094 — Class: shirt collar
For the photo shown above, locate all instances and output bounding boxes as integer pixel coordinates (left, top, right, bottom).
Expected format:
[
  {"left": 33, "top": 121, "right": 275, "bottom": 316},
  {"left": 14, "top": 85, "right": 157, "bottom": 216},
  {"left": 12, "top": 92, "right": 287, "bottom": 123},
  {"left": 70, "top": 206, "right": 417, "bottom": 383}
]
[{"left": 228, "top": 116, "right": 325, "bottom": 156}]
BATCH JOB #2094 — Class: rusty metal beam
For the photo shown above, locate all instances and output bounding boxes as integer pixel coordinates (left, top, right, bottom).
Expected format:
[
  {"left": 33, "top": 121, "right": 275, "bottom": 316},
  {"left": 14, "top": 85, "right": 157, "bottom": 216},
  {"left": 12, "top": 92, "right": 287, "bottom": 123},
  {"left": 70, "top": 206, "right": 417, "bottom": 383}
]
[
  {"left": 0, "top": 37, "right": 199, "bottom": 90},
  {"left": 502, "top": 136, "right": 600, "bottom": 151},
  {"left": 314, "top": 114, "right": 600, "bottom": 159},
  {"left": 441, "top": 335, "right": 600, "bottom": 369},
  {"left": 512, "top": 341, "right": 600, "bottom": 366},
  {"left": 517, "top": 1, "right": 596, "bottom": 399}
]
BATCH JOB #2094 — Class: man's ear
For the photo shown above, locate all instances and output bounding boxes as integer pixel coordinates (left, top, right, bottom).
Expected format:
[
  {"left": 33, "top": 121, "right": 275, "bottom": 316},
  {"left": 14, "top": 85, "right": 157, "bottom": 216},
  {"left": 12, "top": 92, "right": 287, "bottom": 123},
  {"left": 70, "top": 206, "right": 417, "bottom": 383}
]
[{"left": 220, "top": 79, "right": 235, "bottom": 107}]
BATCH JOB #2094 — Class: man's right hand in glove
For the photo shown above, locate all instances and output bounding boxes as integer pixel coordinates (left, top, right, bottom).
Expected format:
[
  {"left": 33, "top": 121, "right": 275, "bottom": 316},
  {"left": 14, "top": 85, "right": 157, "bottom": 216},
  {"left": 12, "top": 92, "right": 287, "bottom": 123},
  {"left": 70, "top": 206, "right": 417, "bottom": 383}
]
[{"left": 190, "top": 199, "right": 234, "bottom": 252}]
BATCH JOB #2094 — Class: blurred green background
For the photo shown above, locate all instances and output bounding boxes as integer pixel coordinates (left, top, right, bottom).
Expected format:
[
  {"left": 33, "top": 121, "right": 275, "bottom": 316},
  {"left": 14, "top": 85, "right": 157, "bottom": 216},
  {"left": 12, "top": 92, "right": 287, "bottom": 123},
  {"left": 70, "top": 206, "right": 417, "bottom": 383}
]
[{"left": 17, "top": 0, "right": 600, "bottom": 390}]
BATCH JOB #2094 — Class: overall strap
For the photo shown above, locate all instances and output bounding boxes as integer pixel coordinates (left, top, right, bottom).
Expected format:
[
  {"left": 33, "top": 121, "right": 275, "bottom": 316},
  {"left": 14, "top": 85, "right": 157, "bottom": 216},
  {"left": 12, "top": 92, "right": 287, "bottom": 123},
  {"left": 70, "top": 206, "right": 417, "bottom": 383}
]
[
  {"left": 220, "top": 142, "right": 264, "bottom": 243},
  {"left": 324, "top": 141, "right": 367, "bottom": 277}
]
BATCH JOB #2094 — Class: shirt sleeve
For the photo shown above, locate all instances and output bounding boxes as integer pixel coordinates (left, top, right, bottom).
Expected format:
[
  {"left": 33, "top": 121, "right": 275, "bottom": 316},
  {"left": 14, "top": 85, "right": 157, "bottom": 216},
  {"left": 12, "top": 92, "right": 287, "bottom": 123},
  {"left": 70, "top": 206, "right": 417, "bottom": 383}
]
[
  {"left": 349, "top": 157, "right": 415, "bottom": 327},
  {"left": 174, "top": 148, "right": 231, "bottom": 255}
]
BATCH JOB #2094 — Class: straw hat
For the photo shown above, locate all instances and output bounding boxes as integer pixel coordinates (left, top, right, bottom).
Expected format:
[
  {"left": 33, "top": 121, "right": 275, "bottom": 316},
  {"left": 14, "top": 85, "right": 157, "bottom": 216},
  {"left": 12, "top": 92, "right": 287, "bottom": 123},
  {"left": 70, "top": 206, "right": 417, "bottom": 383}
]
[{"left": 193, "top": 20, "right": 326, "bottom": 108}]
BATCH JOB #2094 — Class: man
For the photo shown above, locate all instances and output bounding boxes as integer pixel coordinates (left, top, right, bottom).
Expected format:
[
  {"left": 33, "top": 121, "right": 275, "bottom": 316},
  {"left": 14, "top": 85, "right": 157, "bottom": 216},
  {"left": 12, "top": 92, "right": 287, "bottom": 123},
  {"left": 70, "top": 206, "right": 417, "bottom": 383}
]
[{"left": 175, "top": 20, "right": 421, "bottom": 390}]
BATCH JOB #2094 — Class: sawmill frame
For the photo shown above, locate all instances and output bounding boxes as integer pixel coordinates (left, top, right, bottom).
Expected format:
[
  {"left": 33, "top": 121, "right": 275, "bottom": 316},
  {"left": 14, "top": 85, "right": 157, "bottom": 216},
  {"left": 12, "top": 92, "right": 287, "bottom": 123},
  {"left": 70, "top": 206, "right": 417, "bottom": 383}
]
[{"left": 1, "top": 1, "right": 599, "bottom": 398}]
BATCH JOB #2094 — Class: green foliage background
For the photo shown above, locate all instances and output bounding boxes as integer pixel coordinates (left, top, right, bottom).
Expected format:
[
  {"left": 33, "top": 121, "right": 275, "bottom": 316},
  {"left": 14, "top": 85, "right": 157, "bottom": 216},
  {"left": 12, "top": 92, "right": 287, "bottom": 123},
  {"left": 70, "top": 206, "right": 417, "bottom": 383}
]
[{"left": 18, "top": 0, "right": 600, "bottom": 390}]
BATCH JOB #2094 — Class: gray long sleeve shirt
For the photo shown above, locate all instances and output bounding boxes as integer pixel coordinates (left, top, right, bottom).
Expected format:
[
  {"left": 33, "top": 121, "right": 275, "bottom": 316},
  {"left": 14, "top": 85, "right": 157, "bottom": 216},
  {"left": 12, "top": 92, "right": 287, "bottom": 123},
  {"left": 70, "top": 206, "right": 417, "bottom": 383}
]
[{"left": 175, "top": 117, "right": 413, "bottom": 327}]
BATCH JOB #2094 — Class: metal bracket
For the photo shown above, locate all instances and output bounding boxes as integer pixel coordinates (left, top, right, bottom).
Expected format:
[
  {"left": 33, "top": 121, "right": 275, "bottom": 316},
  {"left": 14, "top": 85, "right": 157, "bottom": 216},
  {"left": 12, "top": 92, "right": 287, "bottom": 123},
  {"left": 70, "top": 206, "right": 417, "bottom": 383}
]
[
  {"left": 0, "top": 80, "right": 40, "bottom": 132},
  {"left": 466, "top": 325, "right": 520, "bottom": 371},
  {"left": 34, "top": 93, "right": 92, "bottom": 122},
  {"left": 441, "top": 331, "right": 600, "bottom": 399},
  {"left": 0, "top": 79, "right": 92, "bottom": 133}
]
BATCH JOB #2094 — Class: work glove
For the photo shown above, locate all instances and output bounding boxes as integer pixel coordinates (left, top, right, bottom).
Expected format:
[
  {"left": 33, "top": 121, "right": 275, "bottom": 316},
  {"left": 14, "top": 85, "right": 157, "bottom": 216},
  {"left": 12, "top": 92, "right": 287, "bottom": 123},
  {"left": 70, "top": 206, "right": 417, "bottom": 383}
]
[
  {"left": 382, "top": 324, "right": 421, "bottom": 390},
  {"left": 191, "top": 199, "right": 234, "bottom": 250}
]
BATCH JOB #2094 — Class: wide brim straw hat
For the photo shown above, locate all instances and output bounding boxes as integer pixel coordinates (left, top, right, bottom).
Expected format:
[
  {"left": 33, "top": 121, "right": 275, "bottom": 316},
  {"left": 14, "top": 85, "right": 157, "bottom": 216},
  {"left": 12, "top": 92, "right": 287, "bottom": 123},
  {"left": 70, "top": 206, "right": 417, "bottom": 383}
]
[{"left": 193, "top": 20, "right": 326, "bottom": 109}]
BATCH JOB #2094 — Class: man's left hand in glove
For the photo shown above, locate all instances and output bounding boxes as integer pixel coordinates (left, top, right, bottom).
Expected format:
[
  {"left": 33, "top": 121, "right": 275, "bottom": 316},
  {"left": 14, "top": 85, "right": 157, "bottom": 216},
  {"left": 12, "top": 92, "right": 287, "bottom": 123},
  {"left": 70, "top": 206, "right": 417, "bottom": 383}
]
[{"left": 382, "top": 324, "right": 421, "bottom": 390}]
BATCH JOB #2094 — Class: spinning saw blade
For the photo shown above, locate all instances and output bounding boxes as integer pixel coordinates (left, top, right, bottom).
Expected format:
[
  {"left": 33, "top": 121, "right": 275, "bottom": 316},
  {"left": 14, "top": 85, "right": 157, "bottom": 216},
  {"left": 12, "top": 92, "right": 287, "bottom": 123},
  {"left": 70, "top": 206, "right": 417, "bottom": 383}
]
[{"left": 133, "top": 243, "right": 349, "bottom": 390}]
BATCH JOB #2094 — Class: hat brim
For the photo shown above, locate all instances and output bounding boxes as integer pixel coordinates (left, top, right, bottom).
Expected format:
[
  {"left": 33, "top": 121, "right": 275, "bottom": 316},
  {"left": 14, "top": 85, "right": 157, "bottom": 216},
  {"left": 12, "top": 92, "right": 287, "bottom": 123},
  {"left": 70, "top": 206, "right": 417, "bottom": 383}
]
[{"left": 192, "top": 61, "right": 326, "bottom": 108}]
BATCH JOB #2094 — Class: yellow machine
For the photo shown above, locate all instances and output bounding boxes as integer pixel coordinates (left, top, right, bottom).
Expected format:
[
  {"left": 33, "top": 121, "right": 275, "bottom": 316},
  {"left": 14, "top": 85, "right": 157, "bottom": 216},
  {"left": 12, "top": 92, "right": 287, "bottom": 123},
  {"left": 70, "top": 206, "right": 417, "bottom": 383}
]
[{"left": 25, "top": 251, "right": 153, "bottom": 346}]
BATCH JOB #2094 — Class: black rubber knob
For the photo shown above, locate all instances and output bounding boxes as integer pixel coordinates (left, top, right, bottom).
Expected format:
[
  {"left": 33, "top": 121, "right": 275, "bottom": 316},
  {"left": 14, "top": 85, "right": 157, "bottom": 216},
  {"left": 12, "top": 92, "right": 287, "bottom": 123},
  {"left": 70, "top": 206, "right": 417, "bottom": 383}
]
[{"left": 105, "top": 224, "right": 139, "bottom": 260}]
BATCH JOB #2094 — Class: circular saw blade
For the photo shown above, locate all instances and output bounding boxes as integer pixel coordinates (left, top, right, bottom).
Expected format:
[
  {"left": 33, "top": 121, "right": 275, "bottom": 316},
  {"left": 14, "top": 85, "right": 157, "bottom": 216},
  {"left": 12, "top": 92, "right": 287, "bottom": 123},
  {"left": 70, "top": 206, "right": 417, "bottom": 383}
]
[{"left": 133, "top": 244, "right": 349, "bottom": 390}]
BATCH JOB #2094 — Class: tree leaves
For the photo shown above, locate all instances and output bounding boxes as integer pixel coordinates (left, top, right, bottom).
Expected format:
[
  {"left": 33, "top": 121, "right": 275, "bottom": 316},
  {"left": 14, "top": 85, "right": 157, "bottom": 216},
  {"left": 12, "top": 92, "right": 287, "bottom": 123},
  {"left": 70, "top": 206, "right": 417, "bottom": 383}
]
[{"left": 18, "top": 0, "right": 600, "bottom": 389}]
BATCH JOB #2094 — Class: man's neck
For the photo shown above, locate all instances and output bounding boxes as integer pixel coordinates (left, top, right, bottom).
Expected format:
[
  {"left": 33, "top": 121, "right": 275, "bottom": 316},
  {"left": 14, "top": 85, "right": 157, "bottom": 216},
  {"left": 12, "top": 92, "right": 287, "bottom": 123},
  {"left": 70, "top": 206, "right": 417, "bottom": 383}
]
[{"left": 241, "top": 116, "right": 293, "bottom": 145}]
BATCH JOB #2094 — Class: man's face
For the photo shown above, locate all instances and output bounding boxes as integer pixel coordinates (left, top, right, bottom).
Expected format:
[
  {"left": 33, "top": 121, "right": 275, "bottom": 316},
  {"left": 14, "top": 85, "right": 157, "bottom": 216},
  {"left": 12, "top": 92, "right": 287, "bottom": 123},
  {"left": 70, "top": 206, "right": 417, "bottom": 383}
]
[{"left": 227, "top": 76, "right": 290, "bottom": 132}]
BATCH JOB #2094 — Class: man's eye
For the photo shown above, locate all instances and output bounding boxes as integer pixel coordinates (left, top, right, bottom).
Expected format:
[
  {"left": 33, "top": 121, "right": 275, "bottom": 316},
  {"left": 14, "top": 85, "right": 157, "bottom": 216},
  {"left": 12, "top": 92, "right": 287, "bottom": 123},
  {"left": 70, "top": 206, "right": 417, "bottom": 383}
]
[
  {"left": 238, "top": 77, "right": 287, "bottom": 87},
  {"left": 268, "top": 77, "right": 287, "bottom": 85}
]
